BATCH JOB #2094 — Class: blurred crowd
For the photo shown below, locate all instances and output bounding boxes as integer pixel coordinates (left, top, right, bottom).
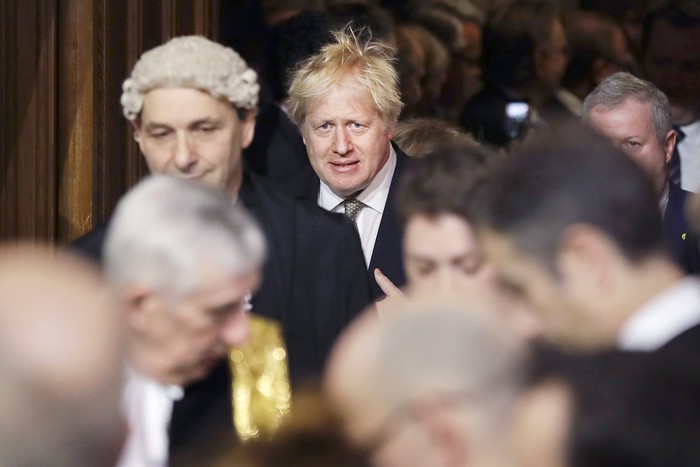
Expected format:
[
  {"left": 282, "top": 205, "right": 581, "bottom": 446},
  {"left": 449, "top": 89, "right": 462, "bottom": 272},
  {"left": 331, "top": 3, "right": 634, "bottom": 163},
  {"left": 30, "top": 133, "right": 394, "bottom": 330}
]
[{"left": 4, "top": 0, "right": 700, "bottom": 466}]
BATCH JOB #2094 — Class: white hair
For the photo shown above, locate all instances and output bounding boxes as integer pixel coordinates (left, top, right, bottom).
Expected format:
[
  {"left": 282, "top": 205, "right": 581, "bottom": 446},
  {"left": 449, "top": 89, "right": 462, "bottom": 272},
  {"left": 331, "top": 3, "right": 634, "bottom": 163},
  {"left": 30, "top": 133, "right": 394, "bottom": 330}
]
[
  {"left": 121, "top": 35, "right": 259, "bottom": 121},
  {"left": 374, "top": 303, "right": 527, "bottom": 434},
  {"left": 104, "top": 175, "right": 266, "bottom": 297}
]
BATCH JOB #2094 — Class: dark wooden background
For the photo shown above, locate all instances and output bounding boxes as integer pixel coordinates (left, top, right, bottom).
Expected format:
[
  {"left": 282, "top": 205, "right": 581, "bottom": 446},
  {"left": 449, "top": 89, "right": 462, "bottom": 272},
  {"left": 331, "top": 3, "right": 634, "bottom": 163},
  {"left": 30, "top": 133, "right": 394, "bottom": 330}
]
[{"left": 1, "top": 0, "right": 220, "bottom": 243}]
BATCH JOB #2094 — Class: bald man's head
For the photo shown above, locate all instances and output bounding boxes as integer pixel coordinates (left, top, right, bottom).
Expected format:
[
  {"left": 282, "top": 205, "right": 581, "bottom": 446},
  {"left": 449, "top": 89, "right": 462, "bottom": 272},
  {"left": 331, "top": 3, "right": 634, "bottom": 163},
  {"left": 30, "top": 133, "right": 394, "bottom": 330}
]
[
  {"left": 0, "top": 244, "right": 126, "bottom": 466},
  {"left": 325, "top": 297, "right": 527, "bottom": 467}
]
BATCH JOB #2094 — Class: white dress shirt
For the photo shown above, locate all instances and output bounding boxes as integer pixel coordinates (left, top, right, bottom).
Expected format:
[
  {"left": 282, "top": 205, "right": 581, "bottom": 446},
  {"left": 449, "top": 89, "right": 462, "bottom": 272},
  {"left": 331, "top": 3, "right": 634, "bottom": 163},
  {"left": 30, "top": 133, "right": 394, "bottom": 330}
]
[
  {"left": 318, "top": 145, "right": 397, "bottom": 267},
  {"left": 618, "top": 276, "right": 700, "bottom": 351},
  {"left": 659, "top": 183, "right": 669, "bottom": 215},
  {"left": 677, "top": 120, "right": 700, "bottom": 193},
  {"left": 118, "top": 368, "right": 184, "bottom": 467},
  {"left": 555, "top": 87, "right": 583, "bottom": 117}
]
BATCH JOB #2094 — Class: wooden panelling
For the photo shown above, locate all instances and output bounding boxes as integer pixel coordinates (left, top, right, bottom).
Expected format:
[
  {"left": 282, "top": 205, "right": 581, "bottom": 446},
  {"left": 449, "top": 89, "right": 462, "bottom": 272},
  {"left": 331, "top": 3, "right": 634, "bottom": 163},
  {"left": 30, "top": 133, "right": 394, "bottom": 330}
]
[
  {"left": 93, "top": 0, "right": 144, "bottom": 228},
  {"left": 0, "top": 0, "right": 57, "bottom": 241},
  {"left": 0, "top": 0, "right": 220, "bottom": 242},
  {"left": 58, "top": 0, "right": 94, "bottom": 240}
]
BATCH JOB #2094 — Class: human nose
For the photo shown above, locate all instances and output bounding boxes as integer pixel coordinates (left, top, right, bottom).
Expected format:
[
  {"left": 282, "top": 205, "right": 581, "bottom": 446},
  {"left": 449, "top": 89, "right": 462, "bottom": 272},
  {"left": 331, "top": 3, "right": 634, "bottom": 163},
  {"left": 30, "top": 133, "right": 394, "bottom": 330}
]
[
  {"left": 173, "top": 131, "right": 197, "bottom": 171},
  {"left": 220, "top": 309, "right": 250, "bottom": 347},
  {"left": 436, "top": 268, "right": 456, "bottom": 293},
  {"left": 332, "top": 127, "right": 352, "bottom": 155}
]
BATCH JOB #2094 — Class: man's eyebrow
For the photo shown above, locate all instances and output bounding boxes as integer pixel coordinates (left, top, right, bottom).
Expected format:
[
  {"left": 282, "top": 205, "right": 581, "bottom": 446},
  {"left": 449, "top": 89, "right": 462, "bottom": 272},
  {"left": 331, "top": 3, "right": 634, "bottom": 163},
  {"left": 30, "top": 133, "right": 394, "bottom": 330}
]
[
  {"left": 142, "top": 118, "right": 219, "bottom": 131},
  {"left": 188, "top": 118, "right": 220, "bottom": 128},
  {"left": 142, "top": 122, "right": 171, "bottom": 131}
]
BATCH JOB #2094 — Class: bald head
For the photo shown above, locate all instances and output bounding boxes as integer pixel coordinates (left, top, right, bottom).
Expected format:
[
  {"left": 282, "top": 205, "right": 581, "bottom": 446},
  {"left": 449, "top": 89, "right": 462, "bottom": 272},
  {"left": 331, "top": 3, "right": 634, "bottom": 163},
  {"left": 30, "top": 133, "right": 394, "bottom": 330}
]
[
  {"left": 325, "top": 297, "right": 527, "bottom": 466},
  {"left": 0, "top": 244, "right": 125, "bottom": 466}
]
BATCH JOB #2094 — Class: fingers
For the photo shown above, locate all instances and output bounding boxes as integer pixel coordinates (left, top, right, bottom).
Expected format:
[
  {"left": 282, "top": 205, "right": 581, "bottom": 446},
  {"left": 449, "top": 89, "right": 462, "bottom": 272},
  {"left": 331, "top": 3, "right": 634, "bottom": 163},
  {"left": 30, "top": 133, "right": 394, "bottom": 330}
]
[{"left": 374, "top": 268, "right": 404, "bottom": 298}]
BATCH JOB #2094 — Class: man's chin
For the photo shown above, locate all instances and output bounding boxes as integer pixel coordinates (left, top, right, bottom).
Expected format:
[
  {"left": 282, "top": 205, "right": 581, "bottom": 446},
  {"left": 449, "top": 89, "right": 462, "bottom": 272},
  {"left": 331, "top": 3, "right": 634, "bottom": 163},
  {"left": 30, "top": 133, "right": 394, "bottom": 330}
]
[
  {"left": 326, "top": 179, "right": 369, "bottom": 198},
  {"left": 182, "top": 357, "right": 225, "bottom": 385}
]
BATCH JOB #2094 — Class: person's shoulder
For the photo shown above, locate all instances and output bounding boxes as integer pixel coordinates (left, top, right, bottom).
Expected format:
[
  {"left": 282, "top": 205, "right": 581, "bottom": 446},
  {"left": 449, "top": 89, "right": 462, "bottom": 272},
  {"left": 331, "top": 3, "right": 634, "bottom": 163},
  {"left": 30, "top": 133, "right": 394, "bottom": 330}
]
[
  {"left": 674, "top": 182, "right": 693, "bottom": 203},
  {"left": 658, "top": 321, "right": 700, "bottom": 359},
  {"left": 267, "top": 163, "right": 319, "bottom": 200},
  {"left": 244, "top": 172, "right": 351, "bottom": 232},
  {"left": 392, "top": 143, "right": 414, "bottom": 172},
  {"left": 295, "top": 197, "right": 352, "bottom": 229},
  {"left": 68, "top": 224, "right": 109, "bottom": 264},
  {"left": 244, "top": 172, "right": 295, "bottom": 205}
]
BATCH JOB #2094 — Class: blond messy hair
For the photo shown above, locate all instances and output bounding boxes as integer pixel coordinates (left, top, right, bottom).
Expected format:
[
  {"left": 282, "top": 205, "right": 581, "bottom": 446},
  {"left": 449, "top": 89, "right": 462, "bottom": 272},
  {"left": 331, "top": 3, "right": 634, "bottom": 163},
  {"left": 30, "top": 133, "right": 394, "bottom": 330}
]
[
  {"left": 121, "top": 36, "right": 259, "bottom": 121},
  {"left": 286, "top": 26, "right": 403, "bottom": 130}
]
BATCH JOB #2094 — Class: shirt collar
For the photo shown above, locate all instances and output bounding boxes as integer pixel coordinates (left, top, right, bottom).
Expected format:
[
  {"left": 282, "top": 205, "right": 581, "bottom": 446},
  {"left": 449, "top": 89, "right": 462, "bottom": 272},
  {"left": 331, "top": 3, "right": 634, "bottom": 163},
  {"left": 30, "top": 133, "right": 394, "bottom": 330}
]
[
  {"left": 659, "top": 183, "right": 669, "bottom": 215},
  {"left": 555, "top": 88, "right": 583, "bottom": 117},
  {"left": 318, "top": 143, "right": 396, "bottom": 214},
  {"left": 618, "top": 276, "right": 700, "bottom": 351},
  {"left": 124, "top": 366, "right": 184, "bottom": 401},
  {"left": 679, "top": 119, "right": 700, "bottom": 143}
]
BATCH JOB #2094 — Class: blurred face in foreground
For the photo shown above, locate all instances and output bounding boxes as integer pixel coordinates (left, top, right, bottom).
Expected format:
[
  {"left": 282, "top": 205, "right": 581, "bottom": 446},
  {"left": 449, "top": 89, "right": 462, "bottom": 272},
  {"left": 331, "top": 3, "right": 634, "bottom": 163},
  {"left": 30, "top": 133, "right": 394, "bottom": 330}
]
[
  {"left": 403, "top": 213, "right": 495, "bottom": 295},
  {"left": 129, "top": 266, "right": 260, "bottom": 386},
  {"left": 480, "top": 229, "right": 615, "bottom": 350}
]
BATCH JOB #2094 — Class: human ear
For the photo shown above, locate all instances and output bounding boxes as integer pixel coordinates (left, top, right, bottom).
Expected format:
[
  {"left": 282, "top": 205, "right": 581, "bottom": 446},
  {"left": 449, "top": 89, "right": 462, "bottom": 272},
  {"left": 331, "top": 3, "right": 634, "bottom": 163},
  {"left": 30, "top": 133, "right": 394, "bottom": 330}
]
[
  {"left": 121, "top": 284, "right": 162, "bottom": 331},
  {"left": 240, "top": 108, "right": 257, "bottom": 150},
  {"left": 557, "top": 224, "right": 613, "bottom": 293},
  {"left": 663, "top": 129, "right": 676, "bottom": 165}
]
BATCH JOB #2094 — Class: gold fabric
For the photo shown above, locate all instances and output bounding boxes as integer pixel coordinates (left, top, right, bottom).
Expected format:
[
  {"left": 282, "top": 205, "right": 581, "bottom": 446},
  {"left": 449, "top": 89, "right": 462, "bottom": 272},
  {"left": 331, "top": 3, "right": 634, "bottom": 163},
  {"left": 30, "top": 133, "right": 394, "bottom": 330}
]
[{"left": 229, "top": 313, "right": 291, "bottom": 441}]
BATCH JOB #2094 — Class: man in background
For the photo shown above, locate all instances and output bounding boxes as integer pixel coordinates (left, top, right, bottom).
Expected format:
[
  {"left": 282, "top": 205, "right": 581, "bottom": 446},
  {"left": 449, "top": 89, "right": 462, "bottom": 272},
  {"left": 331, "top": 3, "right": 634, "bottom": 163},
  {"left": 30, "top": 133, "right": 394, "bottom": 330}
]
[
  {"left": 285, "top": 26, "right": 410, "bottom": 298},
  {"left": 641, "top": 0, "right": 700, "bottom": 192},
  {"left": 74, "top": 35, "right": 371, "bottom": 381},
  {"left": 583, "top": 71, "right": 700, "bottom": 273},
  {"left": 552, "top": 10, "right": 634, "bottom": 117},
  {"left": 476, "top": 125, "right": 700, "bottom": 352}
]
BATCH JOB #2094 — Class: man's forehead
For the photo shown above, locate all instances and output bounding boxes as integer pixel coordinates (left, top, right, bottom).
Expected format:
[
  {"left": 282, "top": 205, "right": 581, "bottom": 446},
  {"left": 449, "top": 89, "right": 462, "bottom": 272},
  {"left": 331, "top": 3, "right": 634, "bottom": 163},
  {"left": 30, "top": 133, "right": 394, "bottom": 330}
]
[
  {"left": 186, "top": 269, "right": 259, "bottom": 299},
  {"left": 480, "top": 229, "right": 544, "bottom": 272},
  {"left": 142, "top": 86, "right": 228, "bottom": 105},
  {"left": 590, "top": 99, "right": 651, "bottom": 121},
  {"left": 139, "top": 87, "right": 236, "bottom": 121},
  {"left": 479, "top": 228, "right": 512, "bottom": 251}
]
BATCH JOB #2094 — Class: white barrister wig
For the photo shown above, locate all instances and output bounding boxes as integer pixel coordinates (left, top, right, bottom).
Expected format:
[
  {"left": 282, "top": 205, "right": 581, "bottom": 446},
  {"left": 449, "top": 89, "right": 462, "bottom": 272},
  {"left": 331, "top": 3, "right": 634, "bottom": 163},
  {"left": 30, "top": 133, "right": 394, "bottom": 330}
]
[{"left": 120, "top": 35, "right": 259, "bottom": 120}]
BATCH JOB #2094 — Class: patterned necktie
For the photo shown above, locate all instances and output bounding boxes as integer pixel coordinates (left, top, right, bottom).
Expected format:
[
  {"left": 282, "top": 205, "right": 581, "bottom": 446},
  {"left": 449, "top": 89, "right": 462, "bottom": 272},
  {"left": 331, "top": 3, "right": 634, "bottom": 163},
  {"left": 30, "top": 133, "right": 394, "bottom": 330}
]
[
  {"left": 670, "top": 126, "right": 685, "bottom": 186},
  {"left": 343, "top": 198, "right": 364, "bottom": 226}
]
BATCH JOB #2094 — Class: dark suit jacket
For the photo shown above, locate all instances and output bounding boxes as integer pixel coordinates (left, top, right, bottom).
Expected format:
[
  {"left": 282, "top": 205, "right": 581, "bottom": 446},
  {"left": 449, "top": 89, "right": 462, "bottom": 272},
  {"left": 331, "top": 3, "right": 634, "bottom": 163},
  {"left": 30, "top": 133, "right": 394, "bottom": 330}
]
[
  {"left": 659, "top": 322, "right": 700, "bottom": 355},
  {"left": 243, "top": 101, "right": 309, "bottom": 182},
  {"left": 71, "top": 173, "right": 370, "bottom": 378},
  {"left": 664, "top": 182, "right": 700, "bottom": 274},
  {"left": 275, "top": 143, "right": 409, "bottom": 298},
  {"left": 654, "top": 322, "right": 700, "bottom": 387},
  {"left": 237, "top": 172, "right": 372, "bottom": 377},
  {"left": 70, "top": 172, "right": 372, "bottom": 456}
]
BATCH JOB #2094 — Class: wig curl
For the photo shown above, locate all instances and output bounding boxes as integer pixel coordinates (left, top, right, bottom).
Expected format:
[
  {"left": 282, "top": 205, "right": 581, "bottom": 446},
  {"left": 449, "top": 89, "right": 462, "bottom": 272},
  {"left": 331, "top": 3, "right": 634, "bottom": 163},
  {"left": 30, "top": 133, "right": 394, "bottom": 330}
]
[{"left": 121, "top": 36, "right": 259, "bottom": 120}]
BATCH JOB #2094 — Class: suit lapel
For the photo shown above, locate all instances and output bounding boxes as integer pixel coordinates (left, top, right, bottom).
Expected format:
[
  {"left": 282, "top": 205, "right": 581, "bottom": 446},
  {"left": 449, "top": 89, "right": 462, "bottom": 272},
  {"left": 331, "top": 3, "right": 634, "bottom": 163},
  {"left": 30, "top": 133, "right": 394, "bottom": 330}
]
[
  {"left": 367, "top": 144, "right": 408, "bottom": 296},
  {"left": 239, "top": 173, "right": 293, "bottom": 325}
]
